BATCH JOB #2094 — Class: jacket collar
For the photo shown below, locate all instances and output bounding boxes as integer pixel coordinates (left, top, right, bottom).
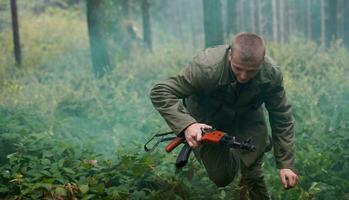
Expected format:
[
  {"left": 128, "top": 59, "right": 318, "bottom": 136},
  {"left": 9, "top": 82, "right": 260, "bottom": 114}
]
[
  {"left": 249, "top": 57, "right": 273, "bottom": 85},
  {"left": 218, "top": 46, "right": 236, "bottom": 86}
]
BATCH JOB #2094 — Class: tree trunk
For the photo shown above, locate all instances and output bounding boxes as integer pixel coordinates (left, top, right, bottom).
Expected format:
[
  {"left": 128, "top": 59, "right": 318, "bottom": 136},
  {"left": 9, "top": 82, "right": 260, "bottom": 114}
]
[
  {"left": 299, "top": 0, "right": 306, "bottom": 38},
  {"left": 257, "top": 0, "right": 264, "bottom": 36},
  {"left": 320, "top": 0, "right": 326, "bottom": 46},
  {"left": 122, "top": 0, "right": 131, "bottom": 20},
  {"left": 189, "top": 0, "right": 198, "bottom": 48},
  {"left": 249, "top": 0, "right": 256, "bottom": 33},
  {"left": 203, "top": 0, "right": 223, "bottom": 47},
  {"left": 86, "top": 0, "right": 111, "bottom": 78},
  {"left": 306, "top": 0, "right": 312, "bottom": 39},
  {"left": 142, "top": 0, "right": 152, "bottom": 51},
  {"left": 344, "top": 0, "right": 349, "bottom": 48},
  {"left": 337, "top": 0, "right": 343, "bottom": 39},
  {"left": 238, "top": 0, "right": 245, "bottom": 31},
  {"left": 288, "top": 0, "right": 296, "bottom": 40},
  {"left": 279, "top": 0, "right": 285, "bottom": 42},
  {"left": 327, "top": 0, "right": 338, "bottom": 44},
  {"left": 10, "top": 0, "right": 21, "bottom": 67},
  {"left": 226, "top": 0, "right": 238, "bottom": 36},
  {"left": 174, "top": 0, "right": 185, "bottom": 46},
  {"left": 271, "top": 0, "right": 278, "bottom": 41}
]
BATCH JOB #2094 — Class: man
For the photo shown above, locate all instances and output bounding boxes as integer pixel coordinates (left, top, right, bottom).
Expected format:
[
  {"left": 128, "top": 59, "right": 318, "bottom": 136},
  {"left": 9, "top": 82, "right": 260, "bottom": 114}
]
[{"left": 150, "top": 32, "right": 298, "bottom": 199}]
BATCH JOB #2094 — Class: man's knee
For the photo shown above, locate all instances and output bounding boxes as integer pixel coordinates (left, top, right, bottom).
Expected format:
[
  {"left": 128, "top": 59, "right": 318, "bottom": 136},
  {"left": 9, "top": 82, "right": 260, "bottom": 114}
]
[
  {"left": 196, "top": 144, "right": 239, "bottom": 187},
  {"left": 208, "top": 173, "right": 234, "bottom": 187}
]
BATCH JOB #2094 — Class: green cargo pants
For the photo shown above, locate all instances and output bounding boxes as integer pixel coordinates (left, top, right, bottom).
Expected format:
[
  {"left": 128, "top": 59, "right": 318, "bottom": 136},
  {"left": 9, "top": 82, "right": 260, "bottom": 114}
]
[{"left": 194, "top": 143, "right": 270, "bottom": 200}]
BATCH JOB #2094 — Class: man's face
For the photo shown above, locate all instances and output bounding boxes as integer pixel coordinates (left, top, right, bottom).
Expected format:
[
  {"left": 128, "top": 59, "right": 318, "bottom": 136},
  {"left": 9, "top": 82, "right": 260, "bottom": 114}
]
[{"left": 229, "top": 50, "right": 263, "bottom": 84}]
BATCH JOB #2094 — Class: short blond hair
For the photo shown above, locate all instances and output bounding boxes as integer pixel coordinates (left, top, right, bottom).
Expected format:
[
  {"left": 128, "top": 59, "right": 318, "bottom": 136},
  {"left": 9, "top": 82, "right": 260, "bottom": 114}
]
[{"left": 231, "top": 32, "right": 265, "bottom": 62}]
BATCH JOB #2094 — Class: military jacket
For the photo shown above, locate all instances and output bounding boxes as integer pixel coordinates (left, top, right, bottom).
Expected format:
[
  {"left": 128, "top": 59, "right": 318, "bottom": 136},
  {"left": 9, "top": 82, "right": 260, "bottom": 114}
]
[{"left": 150, "top": 45, "right": 295, "bottom": 169}]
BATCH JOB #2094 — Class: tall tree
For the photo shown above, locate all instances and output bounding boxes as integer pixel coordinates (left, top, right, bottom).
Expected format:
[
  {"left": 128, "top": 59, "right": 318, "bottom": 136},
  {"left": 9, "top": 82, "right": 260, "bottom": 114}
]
[
  {"left": 86, "top": 0, "right": 111, "bottom": 78},
  {"left": 226, "top": 0, "right": 238, "bottom": 36},
  {"left": 337, "top": 0, "right": 344, "bottom": 39},
  {"left": 287, "top": 0, "right": 296, "bottom": 40},
  {"left": 344, "top": 0, "right": 349, "bottom": 48},
  {"left": 122, "top": 0, "right": 131, "bottom": 20},
  {"left": 326, "top": 0, "right": 338, "bottom": 44},
  {"left": 203, "top": 0, "right": 223, "bottom": 47},
  {"left": 279, "top": 0, "right": 285, "bottom": 42},
  {"left": 320, "top": 0, "right": 326, "bottom": 46},
  {"left": 249, "top": 0, "right": 256, "bottom": 33},
  {"left": 142, "top": 0, "right": 152, "bottom": 51},
  {"left": 237, "top": 0, "right": 245, "bottom": 31},
  {"left": 173, "top": 0, "right": 185, "bottom": 46},
  {"left": 271, "top": 0, "right": 278, "bottom": 41},
  {"left": 10, "top": 0, "right": 21, "bottom": 67},
  {"left": 298, "top": 0, "right": 306, "bottom": 37},
  {"left": 257, "top": 0, "right": 264, "bottom": 36},
  {"left": 189, "top": 0, "right": 199, "bottom": 48},
  {"left": 182, "top": 0, "right": 194, "bottom": 45},
  {"left": 306, "top": 0, "right": 312, "bottom": 39}
]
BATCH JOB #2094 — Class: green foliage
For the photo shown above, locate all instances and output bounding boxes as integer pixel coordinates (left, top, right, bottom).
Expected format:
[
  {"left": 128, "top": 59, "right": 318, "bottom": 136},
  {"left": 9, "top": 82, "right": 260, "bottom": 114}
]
[
  {"left": 265, "top": 39, "right": 349, "bottom": 199},
  {"left": 0, "top": 6, "right": 348, "bottom": 200}
]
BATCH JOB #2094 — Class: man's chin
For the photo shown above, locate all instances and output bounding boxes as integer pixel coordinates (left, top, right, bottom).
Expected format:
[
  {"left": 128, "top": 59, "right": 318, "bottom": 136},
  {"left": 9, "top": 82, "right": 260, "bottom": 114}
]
[{"left": 237, "top": 79, "right": 250, "bottom": 84}]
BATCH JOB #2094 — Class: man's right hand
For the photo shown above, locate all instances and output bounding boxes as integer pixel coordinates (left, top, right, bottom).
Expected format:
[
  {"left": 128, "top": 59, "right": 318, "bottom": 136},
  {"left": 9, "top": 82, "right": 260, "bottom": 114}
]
[{"left": 184, "top": 123, "right": 212, "bottom": 148}]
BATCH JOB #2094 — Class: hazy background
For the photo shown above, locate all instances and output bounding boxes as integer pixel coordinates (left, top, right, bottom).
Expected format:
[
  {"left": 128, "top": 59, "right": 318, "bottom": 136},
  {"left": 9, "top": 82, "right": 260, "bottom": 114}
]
[{"left": 0, "top": 0, "right": 348, "bottom": 199}]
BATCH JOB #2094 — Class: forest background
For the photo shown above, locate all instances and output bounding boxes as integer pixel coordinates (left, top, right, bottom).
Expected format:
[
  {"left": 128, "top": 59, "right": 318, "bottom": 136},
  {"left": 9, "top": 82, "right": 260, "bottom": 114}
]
[{"left": 0, "top": 0, "right": 348, "bottom": 199}]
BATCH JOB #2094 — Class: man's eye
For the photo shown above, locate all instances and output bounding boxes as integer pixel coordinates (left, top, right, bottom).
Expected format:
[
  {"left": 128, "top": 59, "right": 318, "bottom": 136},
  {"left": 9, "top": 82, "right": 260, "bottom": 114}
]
[{"left": 235, "top": 66, "right": 241, "bottom": 71}]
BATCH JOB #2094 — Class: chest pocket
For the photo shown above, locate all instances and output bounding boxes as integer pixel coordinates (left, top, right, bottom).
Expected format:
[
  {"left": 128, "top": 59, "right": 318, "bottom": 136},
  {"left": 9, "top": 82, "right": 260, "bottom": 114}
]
[
  {"left": 210, "top": 84, "right": 238, "bottom": 105},
  {"left": 184, "top": 94, "right": 222, "bottom": 122},
  {"left": 205, "top": 84, "right": 239, "bottom": 121},
  {"left": 228, "top": 83, "right": 264, "bottom": 114},
  {"left": 217, "top": 81, "right": 264, "bottom": 108}
]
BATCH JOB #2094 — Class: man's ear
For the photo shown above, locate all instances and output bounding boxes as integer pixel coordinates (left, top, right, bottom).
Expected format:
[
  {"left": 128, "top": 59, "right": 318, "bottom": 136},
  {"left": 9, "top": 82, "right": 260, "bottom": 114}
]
[{"left": 228, "top": 49, "right": 232, "bottom": 61}]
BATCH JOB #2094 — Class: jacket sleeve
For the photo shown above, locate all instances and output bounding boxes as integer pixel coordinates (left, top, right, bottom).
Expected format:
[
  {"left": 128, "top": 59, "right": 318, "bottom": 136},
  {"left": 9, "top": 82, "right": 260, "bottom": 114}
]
[
  {"left": 149, "top": 61, "right": 210, "bottom": 135},
  {"left": 264, "top": 70, "right": 296, "bottom": 170}
]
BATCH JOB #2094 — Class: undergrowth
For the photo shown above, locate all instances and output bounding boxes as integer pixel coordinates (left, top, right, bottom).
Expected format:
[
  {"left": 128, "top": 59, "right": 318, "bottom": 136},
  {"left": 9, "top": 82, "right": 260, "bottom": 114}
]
[{"left": 0, "top": 7, "right": 348, "bottom": 200}]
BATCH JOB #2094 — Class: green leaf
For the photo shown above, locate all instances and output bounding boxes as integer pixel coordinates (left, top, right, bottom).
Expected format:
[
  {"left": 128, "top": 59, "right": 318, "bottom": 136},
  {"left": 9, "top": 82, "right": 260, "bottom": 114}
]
[
  {"left": 42, "top": 150, "right": 53, "bottom": 158},
  {"left": 41, "top": 158, "right": 51, "bottom": 165},
  {"left": 82, "top": 194, "right": 95, "bottom": 200},
  {"left": 80, "top": 184, "right": 89, "bottom": 194},
  {"left": 6, "top": 152, "right": 18, "bottom": 159},
  {"left": 40, "top": 170, "right": 51, "bottom": 176},
  {"left": 91, "top": 183, "right": 105, "bottom": 193},
  {"left": 55, "top": 187, "right": 67, "bottom": 196},
  {"left": 26, "top": 169, "right": 41, "bottom": 177},
  {"left": 58, "top": 158, "right": 65, "bottom": 168},
  {"left": 2, "top": 170, "right": 11, "bottom": 179},
  {"left": 33, "top": 183, "right": 52, "bottom": 191},
  {"left": 63, "top": 168, "right": 75, "bottom": 174},
  {"left": 0, "top": 187, "right": 9, "bottom": 193}
]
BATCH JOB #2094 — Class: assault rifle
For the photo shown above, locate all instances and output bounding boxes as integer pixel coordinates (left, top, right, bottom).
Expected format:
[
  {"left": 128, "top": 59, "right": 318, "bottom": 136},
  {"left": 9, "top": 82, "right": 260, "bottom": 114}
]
[{"left": 144, "top": 128, "right": 256, "bottom": 169}]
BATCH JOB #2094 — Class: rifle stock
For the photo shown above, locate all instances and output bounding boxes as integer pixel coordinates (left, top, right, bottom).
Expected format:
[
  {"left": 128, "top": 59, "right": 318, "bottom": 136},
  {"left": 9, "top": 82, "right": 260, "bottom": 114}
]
[{"left": 165, "top": 137, "right": 184, "bottom": 152}]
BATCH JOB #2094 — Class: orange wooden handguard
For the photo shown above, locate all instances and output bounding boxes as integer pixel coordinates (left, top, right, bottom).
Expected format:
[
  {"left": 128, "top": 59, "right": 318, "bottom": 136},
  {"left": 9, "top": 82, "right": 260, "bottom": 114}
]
[
  {"left": 165, "top": 130, "right": 225, "bottom": 153},
  {"left": 165, "top": 137, "right": 184, "bottom": 153},
  {"left": 202, "top": 130, "right": 225, "bottom": 143}
]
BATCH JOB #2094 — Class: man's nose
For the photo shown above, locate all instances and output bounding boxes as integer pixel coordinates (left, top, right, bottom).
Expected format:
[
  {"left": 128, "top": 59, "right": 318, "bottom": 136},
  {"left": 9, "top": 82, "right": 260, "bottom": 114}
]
[{"left": 240, "top": 72, "right": 248, "bottom": 81}]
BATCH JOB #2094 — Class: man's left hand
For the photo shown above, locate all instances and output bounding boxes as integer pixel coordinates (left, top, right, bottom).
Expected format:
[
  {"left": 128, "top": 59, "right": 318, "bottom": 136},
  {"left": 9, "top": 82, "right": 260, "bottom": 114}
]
[{"left": 279, "top": 168, "right": 298, "bottom": 189}]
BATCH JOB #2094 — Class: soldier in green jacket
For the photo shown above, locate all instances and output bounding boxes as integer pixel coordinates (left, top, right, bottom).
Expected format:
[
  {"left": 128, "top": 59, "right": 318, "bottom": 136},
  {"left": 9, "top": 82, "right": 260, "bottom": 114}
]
[{"left": 150, "top": 32, "right": 298, "bottom": 199}]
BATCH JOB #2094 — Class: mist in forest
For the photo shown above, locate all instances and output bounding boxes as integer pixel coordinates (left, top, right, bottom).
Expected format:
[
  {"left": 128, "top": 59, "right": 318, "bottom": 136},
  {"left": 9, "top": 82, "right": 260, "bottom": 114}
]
[{"left": 0, "top": 0, "right": 348, "bottom": 199}]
